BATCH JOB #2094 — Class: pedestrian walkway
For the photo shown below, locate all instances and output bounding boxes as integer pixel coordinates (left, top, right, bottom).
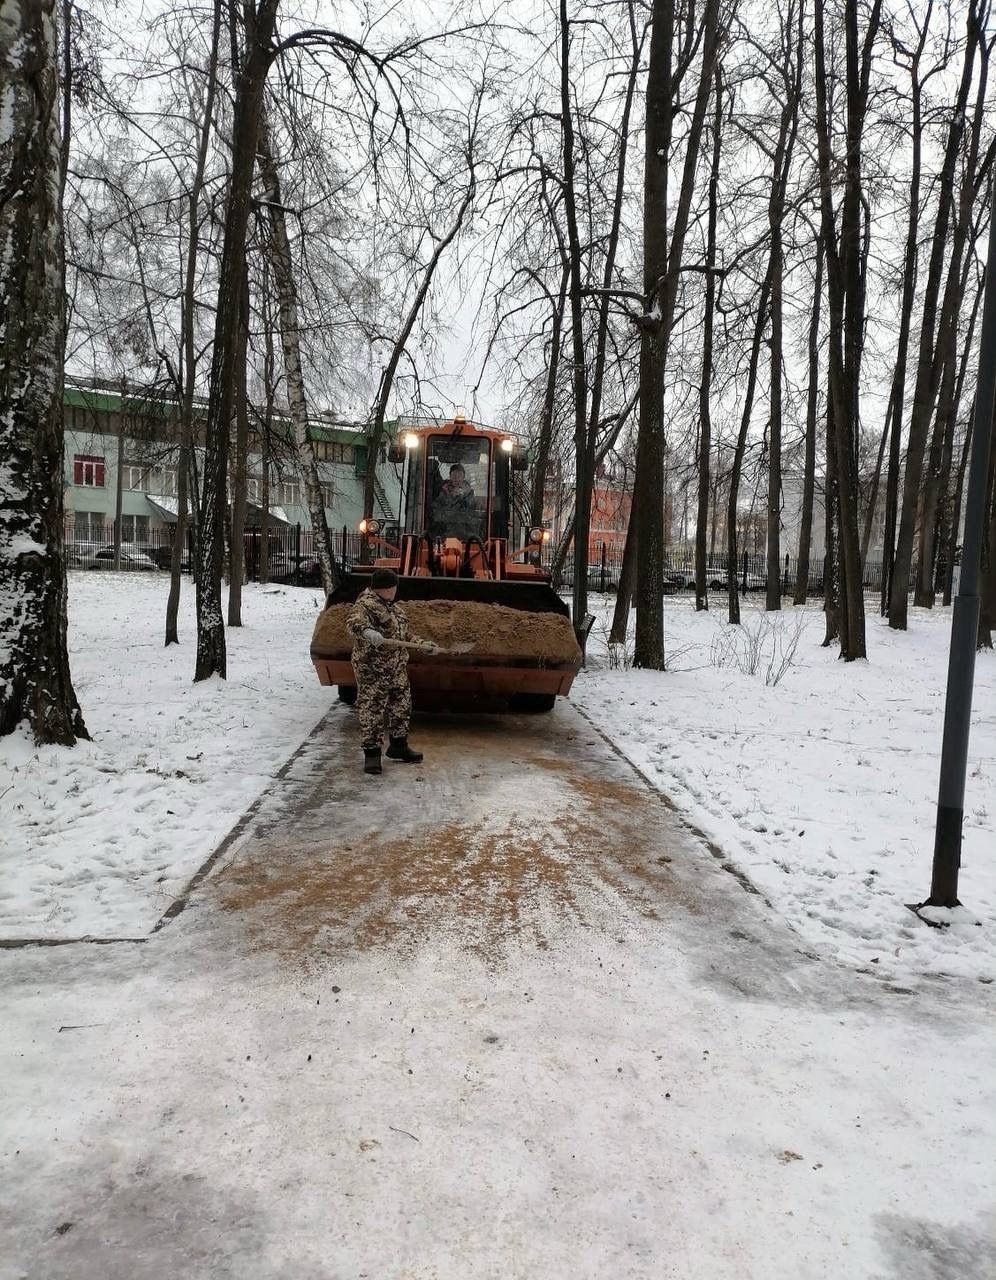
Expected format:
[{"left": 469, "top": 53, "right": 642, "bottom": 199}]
[{"left": 1, "top": 706, "right": 993, "bottom": 1279}]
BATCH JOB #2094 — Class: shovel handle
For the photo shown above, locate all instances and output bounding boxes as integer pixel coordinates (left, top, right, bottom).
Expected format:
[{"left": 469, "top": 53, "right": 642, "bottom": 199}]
[{"left": 381, "top": 637, "right": 438, "bottom": 653}]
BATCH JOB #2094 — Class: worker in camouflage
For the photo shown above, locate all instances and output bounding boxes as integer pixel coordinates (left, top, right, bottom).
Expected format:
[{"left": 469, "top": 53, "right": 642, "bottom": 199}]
[{"left": 346, "top": 567, "right": 434, "bottom": 775}]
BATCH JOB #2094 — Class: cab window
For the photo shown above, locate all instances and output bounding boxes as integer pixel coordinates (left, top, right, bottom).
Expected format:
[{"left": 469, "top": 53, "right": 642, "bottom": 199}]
[{"left": 425, "top": 437, "right": 490, "bottom": 540}]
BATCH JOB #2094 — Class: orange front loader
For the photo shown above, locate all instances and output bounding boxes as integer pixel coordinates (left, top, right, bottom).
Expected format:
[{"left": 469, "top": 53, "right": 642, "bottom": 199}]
[{"left": 310, "top": 415, "right": 582, "bottom": 711}]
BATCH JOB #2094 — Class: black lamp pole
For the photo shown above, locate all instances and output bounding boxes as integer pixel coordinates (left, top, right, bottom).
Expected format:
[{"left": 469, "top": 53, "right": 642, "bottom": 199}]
[{"left": 926, "top": 198, "right": 996, "bottom": 907}]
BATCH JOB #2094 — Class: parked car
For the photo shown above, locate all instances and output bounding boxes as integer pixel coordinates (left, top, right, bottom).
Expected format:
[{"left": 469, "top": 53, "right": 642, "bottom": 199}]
[
  {"left": 137, "top": 543, "right": 190, "bottom": 573},
  {"left": 268, "top": 554, "right": 344, "bottom": 588},
  {"left": 88, "top": 543, "right": 160, "bottom": 572},
  {"left": 704, "top": 568, "right": 767, "bottom": 591},
  {"left": 560, "top": 564, "right": 621, "bottom": 593},
  {"left": 664, "top": 569, "right": 695, "bottom": 593},
  {"left": 66, "top": 542, "right": 104, "bottom": 570}
]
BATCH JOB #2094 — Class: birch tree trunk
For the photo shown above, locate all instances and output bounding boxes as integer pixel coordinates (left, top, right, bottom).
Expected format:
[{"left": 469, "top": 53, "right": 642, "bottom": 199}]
[
  {"left": 256, "top": 118, "right": 340, "bottom": 596},
  {"left": 0, "top": 0, "right": 87, "bottom": 743}
]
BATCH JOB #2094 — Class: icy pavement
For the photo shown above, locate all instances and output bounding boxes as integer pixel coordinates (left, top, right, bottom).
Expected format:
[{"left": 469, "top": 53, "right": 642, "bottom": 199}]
[{"left": 2, "top": 704, "right": 994, "bottom": 1279}]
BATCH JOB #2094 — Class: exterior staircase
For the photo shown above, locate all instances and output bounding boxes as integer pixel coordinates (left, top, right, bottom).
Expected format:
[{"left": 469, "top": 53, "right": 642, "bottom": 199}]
[{"left": 372, "top": 473, "right": 394, "bottom": 523}]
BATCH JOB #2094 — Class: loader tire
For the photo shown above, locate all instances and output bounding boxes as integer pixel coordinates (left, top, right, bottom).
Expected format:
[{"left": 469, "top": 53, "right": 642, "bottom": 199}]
[
  {"left": 337, "top": 685, "right": 357, "bottom": 706},
  {"left": 510, "top": 692, "right": 556, "bottom": 714}
]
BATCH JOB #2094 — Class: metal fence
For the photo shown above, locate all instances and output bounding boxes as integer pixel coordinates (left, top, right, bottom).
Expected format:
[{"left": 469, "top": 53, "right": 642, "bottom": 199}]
[
  {"left": 64, "top": 520, "right": 367, "bottom": 586},
  {"left": 64, "top": 519, "right": 935, "bottom": 597},
  {"left": 552, "top": 543, "right": 932, "bottom": 596}
]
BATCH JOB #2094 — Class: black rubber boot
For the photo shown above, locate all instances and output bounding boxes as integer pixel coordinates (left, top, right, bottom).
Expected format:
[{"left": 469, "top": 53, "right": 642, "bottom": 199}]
[
  {"left": 363, "top": 748, "right": 382, "bottom": 775},
  {"left": 386, "top": 737, "right": 423, "bottom": 764}
]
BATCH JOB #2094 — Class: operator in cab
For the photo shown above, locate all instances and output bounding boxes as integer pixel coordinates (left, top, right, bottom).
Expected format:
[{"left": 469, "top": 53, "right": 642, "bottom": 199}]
[
  {"left": 346, "top": 568, "right": 437, "bottom": 775},
  {"left": 440, "top": 463, "right": 473, "bottom": 500}
]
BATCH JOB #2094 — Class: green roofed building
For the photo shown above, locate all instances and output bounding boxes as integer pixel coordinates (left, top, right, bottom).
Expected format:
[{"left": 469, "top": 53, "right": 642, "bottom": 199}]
[{"left": 61, "top": 380, "right": 402, "bottom": 548}]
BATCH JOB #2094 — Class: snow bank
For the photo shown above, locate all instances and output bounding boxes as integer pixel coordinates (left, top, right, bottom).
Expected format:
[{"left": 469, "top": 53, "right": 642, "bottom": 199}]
[
  {"left": 0, "top": 574, "right": 333, "bottom": 939},
  {"left": 574, "top": 595, "right": 996, "bottom": 984}
]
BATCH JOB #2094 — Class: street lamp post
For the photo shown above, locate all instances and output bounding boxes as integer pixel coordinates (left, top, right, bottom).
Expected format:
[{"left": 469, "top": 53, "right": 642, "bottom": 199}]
[{"left": 926, "top": 200, "right": 996, "bottom": 908}]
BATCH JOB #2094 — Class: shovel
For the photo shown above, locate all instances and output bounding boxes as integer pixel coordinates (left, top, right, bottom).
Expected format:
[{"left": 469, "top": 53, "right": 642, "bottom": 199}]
[{"left": 381, "top": 638, "right": 475, "bottom": 656}]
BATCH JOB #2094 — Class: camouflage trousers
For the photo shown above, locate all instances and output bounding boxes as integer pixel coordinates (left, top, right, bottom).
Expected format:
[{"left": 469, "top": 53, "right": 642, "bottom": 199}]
[{"left": 352, "top": 658, "right": 412, "bottom": 750}]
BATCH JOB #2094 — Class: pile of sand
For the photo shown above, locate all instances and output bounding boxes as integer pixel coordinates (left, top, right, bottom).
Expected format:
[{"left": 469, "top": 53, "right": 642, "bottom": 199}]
[{"left": 311, "top": 599, "right": 582, "bottom": 666}]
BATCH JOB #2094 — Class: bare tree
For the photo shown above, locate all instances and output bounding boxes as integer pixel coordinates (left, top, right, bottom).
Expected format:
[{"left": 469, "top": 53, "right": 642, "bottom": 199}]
[
  {"left": 888, "top": 1, "right": 982, "bottom": 630},
  {"left": 256, "top": 113, "right": 341, "bottom": 595},
  {"left": 813, "top": 0, "right": 880, "bottom": 659},
  {"left": 166, "top": 0, "right": 222, "bottom": 645},
  {"left": 634, "top": 0, "right": 723, "bottom": 667},
  {"left": 361, "top": 89, "right": 481, "bottom": 522},
  {"left": 529, "top": 264, "right": 569, "bottom": 526},
  {"left": 695, "top": 65, "right": 723, "bottom": 613},
  {"left": 873, "top": 1, "right": 935, "bottom": 612},
  {"left": 793, "top": 233, "right": 823, "bottom": 606},
  {"left": 915, "top": 45, "right": 994, "bottom": 606},
  {"left": 764, "top": 0, "right": 804, "bottom": 612},
  {"left": 194, "top": 0, "right": 280, "bottom": 680},
  {"left": 726, "top": 270, "right": 772, "bottom": 625}
]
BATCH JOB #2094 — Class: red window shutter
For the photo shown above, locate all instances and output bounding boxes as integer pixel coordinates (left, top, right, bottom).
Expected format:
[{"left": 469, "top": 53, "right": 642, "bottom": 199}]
[
  {"left": 95, "top": 460, "right": 105, "bottom": 487},
  {"left": 74, "top": 456, "right": 84, "bottom": 484}
]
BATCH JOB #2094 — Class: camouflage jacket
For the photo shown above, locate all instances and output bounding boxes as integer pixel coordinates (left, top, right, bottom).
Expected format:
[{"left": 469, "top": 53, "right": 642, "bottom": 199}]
[{"left": 347, "top": 589, "right": 412, "bottom": 668}]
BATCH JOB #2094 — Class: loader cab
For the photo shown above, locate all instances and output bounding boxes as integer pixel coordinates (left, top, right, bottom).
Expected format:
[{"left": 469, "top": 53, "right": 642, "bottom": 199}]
[{"left": 398, "top": 420, "right": 520, "bottom": 544}]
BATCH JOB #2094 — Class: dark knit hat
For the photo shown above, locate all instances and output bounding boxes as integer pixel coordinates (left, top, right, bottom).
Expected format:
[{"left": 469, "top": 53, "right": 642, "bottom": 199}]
[{"left": 371, "top": 568, "right": 399, "bottom": 590}]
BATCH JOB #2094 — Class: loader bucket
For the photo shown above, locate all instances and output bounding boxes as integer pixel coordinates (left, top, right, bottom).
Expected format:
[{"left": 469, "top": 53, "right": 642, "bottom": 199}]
[
  {"left": 325, "top": 572, "right": 570, "bottom": 618},
  {"left": 311, "top": 573, "right": 581, "bottom": 711}
]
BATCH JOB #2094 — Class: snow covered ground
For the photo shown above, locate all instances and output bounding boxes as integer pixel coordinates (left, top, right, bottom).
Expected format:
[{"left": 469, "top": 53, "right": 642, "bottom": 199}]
[
  {"left": 574, "top": 594, "right": 996, "bottom": 985},
  {"left": 0, "top": 574, "right": 332, "bottom": 939}
]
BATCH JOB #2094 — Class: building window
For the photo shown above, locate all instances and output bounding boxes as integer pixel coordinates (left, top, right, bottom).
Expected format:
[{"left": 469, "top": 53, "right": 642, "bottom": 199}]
[
  {"left": 120, "top": 514, "right": 150, "bottom": 542},
  {"left": 314, "top": 441, "right": 355, "bottom": 465},
  {"left": 123, "top": 464, "right": 150, "bottom": 491},
  {"left": 148, "top": 465, "right": 177, "bottom": 494},
  {"left": 280, "top": 479, "right": 301, "bottom": 505},
  {"left": 73, "top": 454, "right": 105, "bottom": 487},
  {"left": 247, "top": 478, "right": 261, "bottom": 503},
  {"left": 320, "top": 485, "right": 334, "bottom": 509},
  {"left": 70, "top": 511, "right": 106, "bottom": 541}
]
